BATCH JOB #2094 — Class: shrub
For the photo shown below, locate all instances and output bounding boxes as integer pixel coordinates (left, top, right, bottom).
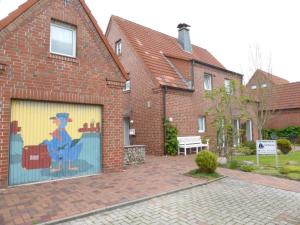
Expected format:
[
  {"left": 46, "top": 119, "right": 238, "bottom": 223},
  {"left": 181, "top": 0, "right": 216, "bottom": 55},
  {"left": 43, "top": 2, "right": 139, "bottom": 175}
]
[
  {"left": 286, "top": 161, "right": 299, "bottom": 166},
  {"left": 279, "top": 166, "right": 300, "bottom": 174},
  {"left": 236, "top": 146, "right": 255, "bottom": 156},
  {"left": 244, "top": 141, "right": 256, "bottom": 151},
  {"left": 240, "top": 164, "right": 255, "bottom": 172},
  {"left": 227, "top": 160, "right": 239, "bottom": 169},
  {"left": 264, "top": 126, "right": 300, "bottom": 142},
  {"left": 164, "top": 119, "right": 179, "bottom": 156},
  {"left": 277, "top": 139, "right": 292, "bottom": 154},
  {"left": 195, "top": 150, "right": 217, "bottom": 173}
]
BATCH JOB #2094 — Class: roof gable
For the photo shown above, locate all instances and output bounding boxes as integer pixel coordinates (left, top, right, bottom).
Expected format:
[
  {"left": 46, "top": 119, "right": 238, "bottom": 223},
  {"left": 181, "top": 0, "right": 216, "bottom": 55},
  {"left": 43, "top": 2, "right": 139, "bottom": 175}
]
[
  {"left": 0, "top": 0, "right": 128, "bottom": 80},
  {"left": 109, "top": 16, "right": 227, "bottom": 89},
  {"left": 248, "top": 69, "right": 289, "bottom": 87}
]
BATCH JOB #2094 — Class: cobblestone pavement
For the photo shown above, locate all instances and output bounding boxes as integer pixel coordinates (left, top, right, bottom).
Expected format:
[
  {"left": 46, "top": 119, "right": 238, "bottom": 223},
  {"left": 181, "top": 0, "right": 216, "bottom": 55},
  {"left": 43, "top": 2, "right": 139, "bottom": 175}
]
[{"left": 60, "top": 178, "right": 300, "bottom": 225}]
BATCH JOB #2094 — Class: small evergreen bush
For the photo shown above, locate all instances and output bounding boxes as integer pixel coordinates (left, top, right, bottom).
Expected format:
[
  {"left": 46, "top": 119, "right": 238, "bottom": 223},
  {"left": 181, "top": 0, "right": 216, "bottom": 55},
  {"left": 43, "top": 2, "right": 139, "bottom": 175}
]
[
  {"left": 240, "top": 164, "right": 255, "bottom": 172},
  {"left": 244, "top": 141, "right": 256, "bottom": 151},
  {"left": 195, "top": 150, "right": 217, "bottom": 173},
  {"left": 277, "top": 139, "right": 292, "bottom": 154},
  {"left": 264, "top": 126, "right": 300, "bottom": 142},
  {"left": 279, "top": 166, "right": 300, "bottom": 174},
  {"left": 236, "top": 146, "right": 254, "bottom": 156},
  {"left": 164, "top": 119, "right": 179, "bottom": 156}
]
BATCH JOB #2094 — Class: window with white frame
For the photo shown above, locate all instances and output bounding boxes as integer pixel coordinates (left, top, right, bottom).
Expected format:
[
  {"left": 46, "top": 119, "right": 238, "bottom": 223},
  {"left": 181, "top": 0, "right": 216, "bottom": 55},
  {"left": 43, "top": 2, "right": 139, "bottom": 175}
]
[
  {"left": 198, "top": 116, "right": 206, "bottom": 133},
  {"left": 246, "top": 120, "right": 253, "bottom": 141},
  {"left": 261, "top": 83, "right": 267, "bottom": 88},
  {"left": 232, "top": 119, "right": 240, "bottom": 147},
  {"left": 115, "top": 40, "right": 122, "bottom": 55},
  {"left": 224, "top": 79, "right": 233, "bottom": 94},
  {"left": 251, "top": 85, "right": 257, "bottom": 90},
  {"left": 123, "top": 80, "right": 131, "bottom": 91},
  {"left": 50, "top": 21, "right": 76, "bottom": 57},
  {"left": 204, "top": 73, "right": 212, "bottom": 90},
  {"left": 217, "top": 119, "right": 225, "bottom": 148}
]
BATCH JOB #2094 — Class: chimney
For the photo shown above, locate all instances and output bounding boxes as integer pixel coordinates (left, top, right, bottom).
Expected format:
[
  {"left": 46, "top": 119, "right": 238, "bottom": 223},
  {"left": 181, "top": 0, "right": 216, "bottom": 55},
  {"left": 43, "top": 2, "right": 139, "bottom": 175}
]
[{"left": 177, "top": 23, "right": 192, "bottom": 53}]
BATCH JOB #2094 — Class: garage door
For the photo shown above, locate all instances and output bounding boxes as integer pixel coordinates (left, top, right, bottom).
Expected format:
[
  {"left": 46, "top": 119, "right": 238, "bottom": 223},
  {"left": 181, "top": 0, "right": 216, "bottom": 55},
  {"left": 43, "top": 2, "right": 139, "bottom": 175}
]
[{"left": 9, "top": 100, "right": 102, "bottom": 186}]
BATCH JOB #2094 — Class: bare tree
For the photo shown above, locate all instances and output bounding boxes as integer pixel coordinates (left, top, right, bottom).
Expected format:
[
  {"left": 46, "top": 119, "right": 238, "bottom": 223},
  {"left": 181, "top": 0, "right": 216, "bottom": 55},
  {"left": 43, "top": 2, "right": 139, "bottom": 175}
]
[
  {"left": 205, "top": 80, "right": 249, "bottom": 159},
  {"left": 247, "top": 45, "right": 275, "bottom": 139}
]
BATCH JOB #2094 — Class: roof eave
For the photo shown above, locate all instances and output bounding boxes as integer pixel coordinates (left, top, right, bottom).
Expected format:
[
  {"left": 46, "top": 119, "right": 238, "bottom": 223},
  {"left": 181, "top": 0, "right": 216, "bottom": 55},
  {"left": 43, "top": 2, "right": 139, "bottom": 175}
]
[
  {"left": 192, "top": 59, "right": 243, "bottom": 77},
  {"left": 160, "top": 84, "right": 194, "bottom": 92}
]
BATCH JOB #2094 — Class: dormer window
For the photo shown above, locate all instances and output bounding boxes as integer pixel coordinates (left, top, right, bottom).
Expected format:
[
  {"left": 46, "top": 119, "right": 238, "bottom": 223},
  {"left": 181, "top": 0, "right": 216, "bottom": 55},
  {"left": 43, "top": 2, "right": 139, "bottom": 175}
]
[
  {"left": 115, "top": 40, "right": 122, "bottom": 56},
  {"left": 50, "top": 21, "right": 76, "bottom": 57}
]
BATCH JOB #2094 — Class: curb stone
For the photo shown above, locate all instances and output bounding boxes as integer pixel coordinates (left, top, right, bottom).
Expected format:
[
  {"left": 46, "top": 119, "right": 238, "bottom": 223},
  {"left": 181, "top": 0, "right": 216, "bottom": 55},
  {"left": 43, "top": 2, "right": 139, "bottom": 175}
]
[{"left": 39, "top": 176, "right": 227, "bottom": 225}]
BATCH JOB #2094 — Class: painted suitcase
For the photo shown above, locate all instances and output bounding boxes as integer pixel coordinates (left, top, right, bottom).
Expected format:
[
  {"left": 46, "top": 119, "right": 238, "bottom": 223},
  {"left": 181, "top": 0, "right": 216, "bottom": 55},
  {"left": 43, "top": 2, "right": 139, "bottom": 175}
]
[{"left": 22, "top": 145, "right": 51, "bottom": 169}]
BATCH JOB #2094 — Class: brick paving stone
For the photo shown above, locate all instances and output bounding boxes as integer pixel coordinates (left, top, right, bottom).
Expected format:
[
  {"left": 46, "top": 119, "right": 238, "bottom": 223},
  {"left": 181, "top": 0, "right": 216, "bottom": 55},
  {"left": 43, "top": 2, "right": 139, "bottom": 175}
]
[
  {"left": 0, "top": 155, "right": 204, "bottom": 224},
  {"left": 61, "top": 178, "right": 300, "bottom": 225},
  {"left": 1, "top": 155, "right": 300, "bottom": 224}
]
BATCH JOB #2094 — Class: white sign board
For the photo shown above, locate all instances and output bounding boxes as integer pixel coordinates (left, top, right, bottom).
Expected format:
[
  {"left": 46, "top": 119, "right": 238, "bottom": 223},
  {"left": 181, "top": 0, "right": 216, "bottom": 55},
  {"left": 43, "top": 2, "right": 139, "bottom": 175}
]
[
  {"left": 256, "top": 140, "right": 277, "bottom": 155},
  {"left": 256, "top": 140, "right": 278, "bottom": 167}
]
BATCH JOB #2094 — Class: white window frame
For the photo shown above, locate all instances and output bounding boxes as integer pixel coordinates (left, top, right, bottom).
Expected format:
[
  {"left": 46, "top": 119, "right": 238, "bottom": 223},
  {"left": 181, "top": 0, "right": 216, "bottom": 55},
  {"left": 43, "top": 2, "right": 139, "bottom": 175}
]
[
  {"left": 261, "top": 83, "right": 267, "bottom": 88},
  {"left": 115, "top": 40, "right": 122, "bottom": 55},
  {"left": 251, "top": 85, "right": 257, "bottom": 90},
  {"left": 246, "top": 119, "right": 253, "bottom": 141},
  {"left": 224, "top": 79, "right": 233, "bottom": 95},
  {"left": 233, "top": 119, "right": 240, "bottom": 147},
  {"left": 198, "top": 116, "right": 206, "bottom": 133},
  {"left": 204, "top": 73, "right": 212, "bottom": 91},
  {"left": 50, "top": 21, "right": 76, "bottom": 58},
  {"left": 123, "top": 80, "right": 131, "bottom": 91}
]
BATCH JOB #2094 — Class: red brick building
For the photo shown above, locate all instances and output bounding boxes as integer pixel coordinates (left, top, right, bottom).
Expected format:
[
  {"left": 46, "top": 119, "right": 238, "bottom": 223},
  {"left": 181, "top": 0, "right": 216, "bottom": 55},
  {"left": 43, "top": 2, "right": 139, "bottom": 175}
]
[
  {"left": 106, "top": 16, "right": 257, "bottom": 155},
  {"left": 247, "top": 69, "right": 300, "bottom": 129},
  {"left": 0, "top": 0, "right": 128, "bottom": 187}
]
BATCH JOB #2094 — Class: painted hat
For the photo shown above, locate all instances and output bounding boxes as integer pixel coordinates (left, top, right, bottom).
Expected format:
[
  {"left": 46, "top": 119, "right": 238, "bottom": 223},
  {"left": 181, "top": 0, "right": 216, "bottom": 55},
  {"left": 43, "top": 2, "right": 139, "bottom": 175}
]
[{"left": 50, "top": 113, "right": 72, "bottom": 122}]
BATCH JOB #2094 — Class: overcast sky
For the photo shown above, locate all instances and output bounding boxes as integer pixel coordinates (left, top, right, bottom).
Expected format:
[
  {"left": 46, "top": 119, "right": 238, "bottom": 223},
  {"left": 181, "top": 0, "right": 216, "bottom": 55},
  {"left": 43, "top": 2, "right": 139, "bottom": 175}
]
[{"left": 0, "top": 0, "right": 299, "bottom": 82}]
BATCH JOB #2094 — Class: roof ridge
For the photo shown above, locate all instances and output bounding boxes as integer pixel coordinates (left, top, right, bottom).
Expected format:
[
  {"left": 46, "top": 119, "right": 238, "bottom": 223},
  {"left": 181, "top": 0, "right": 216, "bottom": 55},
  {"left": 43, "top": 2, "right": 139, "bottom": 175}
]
[
  {"left": 112, "top": 15, "right": 210, "bottom": 53},
  {"left": 256, "top": 69, "right": 289, "bottom": 83},
  {"left": 112, "top": 15, "right": 178, "bottom": 41},
  {"left": 274, "top": 81, "right": 300, "bottom": 87}
]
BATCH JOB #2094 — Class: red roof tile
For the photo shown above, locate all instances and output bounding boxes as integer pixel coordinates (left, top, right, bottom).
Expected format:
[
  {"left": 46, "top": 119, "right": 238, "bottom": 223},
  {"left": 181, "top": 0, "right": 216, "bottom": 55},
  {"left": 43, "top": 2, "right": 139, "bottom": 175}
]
[
  {"left": 248, "top": 69, "right": 289, "bottom": 86},
  {"left": 110, "top": 16, "right": 226, "bottom": 89},
  {"left": 0, "top": 0, "right": 128, "bottom": 80},
  {"left": 270, "top": 82, "right": 300, "bottom": 110}
]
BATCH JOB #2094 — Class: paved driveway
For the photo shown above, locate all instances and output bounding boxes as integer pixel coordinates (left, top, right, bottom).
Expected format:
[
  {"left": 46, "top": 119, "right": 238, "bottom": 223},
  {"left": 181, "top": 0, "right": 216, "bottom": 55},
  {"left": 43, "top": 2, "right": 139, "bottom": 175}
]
[{"left": 61, "top": 178, "right": 300, "bottom": 225}]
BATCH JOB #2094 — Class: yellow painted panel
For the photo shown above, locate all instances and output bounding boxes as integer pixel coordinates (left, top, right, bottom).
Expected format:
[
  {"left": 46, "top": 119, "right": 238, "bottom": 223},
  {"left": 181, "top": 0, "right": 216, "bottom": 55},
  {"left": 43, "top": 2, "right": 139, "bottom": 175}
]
[{"left": 11, "top": 100, "right": 101, "bottom": 146}]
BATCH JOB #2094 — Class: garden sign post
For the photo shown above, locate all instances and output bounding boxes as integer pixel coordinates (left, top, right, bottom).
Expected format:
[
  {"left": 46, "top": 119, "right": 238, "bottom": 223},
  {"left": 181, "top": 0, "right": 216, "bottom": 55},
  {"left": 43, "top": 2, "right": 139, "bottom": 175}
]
[{"left": 256, "top": 140, "right": 278, "bottom": 168}]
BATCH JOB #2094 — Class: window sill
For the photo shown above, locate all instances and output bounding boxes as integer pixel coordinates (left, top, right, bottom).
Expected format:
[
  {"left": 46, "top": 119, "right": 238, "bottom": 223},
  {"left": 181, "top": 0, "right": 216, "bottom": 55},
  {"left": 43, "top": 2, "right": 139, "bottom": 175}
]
[
  {"left": 48, "top": 53, "right": 79, "bottom": 64},
  {"left": 123, "top": 90, "right": 131, "bottom": 93}
]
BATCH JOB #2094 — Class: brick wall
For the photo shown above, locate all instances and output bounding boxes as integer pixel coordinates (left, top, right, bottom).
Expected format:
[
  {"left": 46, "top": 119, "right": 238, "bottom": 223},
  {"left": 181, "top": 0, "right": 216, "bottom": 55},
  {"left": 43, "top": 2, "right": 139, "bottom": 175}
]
[
  {"left": 106, "top": 20, "right": 165, "bottom": 155},
  {"left": 107, "top": 19, "right": 259, "bottom": 155},
  {"left": 166, "top": 63, "right": 247, "bottom": 146},
  {"left": 266, "top": 109, "right": 300, "bottom": 129},
  {"left": 0, "top": 0, "right": 125, "bottom": 187}
]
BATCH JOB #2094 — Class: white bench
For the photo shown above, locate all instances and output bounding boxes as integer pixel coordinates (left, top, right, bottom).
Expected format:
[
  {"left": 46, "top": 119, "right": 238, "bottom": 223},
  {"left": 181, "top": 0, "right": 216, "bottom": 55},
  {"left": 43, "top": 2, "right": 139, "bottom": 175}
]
[{"left": 177, "top": 136, "right": 209, "bottom": 156}]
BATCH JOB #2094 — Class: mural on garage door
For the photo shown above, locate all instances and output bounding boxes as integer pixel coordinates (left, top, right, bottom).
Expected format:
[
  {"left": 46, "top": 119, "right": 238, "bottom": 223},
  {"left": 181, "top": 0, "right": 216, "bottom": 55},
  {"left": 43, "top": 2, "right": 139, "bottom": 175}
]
[{"left": 9, "top": 100, "right": 102, "bottom": 186}]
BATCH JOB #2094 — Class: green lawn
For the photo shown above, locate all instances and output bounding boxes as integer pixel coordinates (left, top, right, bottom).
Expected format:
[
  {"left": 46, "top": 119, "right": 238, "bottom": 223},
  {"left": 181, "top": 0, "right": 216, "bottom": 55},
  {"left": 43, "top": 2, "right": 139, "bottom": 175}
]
[{"left": 231, "top": 151, "right": 300, "bottom": 181}]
